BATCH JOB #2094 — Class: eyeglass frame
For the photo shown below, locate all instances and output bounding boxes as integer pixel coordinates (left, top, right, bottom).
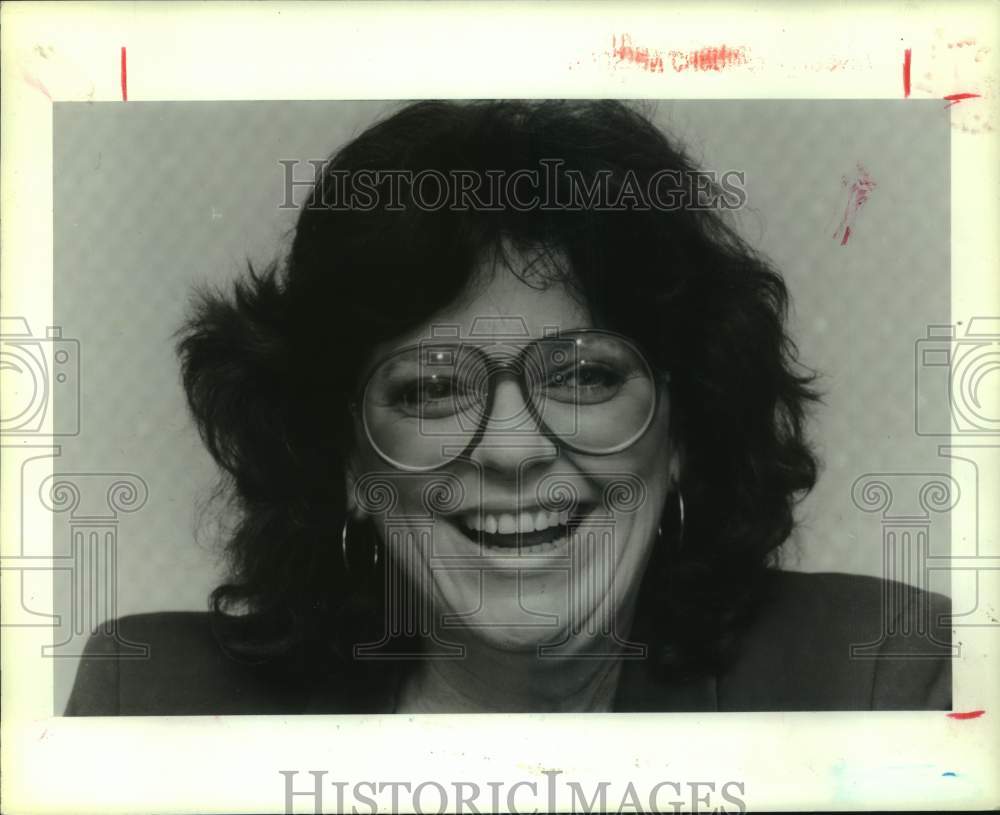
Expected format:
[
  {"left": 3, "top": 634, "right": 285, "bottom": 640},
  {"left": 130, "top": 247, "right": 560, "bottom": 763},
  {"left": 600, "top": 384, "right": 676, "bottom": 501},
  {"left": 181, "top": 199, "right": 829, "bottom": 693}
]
[{"left": 348, "top": 327, "right": 671, "bottom": 472}]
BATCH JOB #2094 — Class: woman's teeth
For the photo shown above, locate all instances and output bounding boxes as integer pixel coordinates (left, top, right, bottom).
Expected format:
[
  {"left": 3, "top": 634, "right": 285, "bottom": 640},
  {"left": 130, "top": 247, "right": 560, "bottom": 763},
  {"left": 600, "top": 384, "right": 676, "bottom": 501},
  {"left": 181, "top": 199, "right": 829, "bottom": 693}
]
[{"left": 463, "top": 509, "right": 569, "bottom": 534}]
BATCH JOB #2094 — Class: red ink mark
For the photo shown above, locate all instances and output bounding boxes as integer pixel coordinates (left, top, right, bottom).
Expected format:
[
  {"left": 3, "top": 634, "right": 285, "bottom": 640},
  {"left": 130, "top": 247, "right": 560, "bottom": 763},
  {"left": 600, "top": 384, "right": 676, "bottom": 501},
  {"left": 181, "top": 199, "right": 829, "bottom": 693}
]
[
  {"left": 120, "top": 46, "right": 127, "bottom": 102},
  {"left": 602, "top": 37, "right": 749, "bottom": 75},
  {"left": 903, "top": 48, "right": 912, "bottom": 98},
  {"left": 947, "top": 38, "right": 975, "bottom": 48},
  {"left": 944, "top": 92, "right": 981, "bottom": 108},
  {"left": 948, "top": 710, "right": 985, "bottom": 720},
  {"left": 670, "top": 44, "right": 749, "bottom": 72},
  {"left": 608, "top": 34, "right": 665, "bottom": 73},
  {"left": 21, "top": 70, "right": 52, "bottom": 101},
  {"left": 833, "top": 163, "right": 876, "bottom": 246}
]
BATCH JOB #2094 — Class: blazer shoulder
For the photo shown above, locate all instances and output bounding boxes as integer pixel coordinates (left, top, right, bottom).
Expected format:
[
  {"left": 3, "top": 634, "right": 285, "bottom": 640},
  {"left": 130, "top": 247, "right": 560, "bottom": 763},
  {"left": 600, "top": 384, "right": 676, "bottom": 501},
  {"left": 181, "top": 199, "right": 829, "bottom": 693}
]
[
  {"left": 69, "top": 610, "right": 224, "bottom": 663},
  {"left": 65, "top": 611, "right": 306, "bottom": 716},
  {"left": 763, "top": 569, "right": 950, "bottom": 611},
  {"left": 718, "top": 570, "right": 952, "bottom": 710},
  {"left": 761, "top": 571, "right": 952, "bottom": 638}
]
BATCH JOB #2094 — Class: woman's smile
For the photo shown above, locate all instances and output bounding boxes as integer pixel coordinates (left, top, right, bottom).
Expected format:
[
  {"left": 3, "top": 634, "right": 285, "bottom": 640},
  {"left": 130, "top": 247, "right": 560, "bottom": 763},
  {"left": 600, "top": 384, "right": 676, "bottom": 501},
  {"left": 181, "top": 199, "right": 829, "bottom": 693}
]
[{"left": 451, "top": 500, "right": 601, "bottom": 552}]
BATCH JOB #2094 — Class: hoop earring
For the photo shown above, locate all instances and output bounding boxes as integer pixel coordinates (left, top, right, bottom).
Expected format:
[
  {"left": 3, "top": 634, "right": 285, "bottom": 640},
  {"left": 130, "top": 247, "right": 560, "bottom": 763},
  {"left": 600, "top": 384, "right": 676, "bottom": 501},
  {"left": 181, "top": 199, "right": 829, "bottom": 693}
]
[
  {"left": 657, "top": 489, "right": 685, "bottom": 546},
  {"left": 677, "top": 489, "right": 685, "bottom": 536},
  {"left": 341, "top": 517, "right": 380, "bottom": 575}
]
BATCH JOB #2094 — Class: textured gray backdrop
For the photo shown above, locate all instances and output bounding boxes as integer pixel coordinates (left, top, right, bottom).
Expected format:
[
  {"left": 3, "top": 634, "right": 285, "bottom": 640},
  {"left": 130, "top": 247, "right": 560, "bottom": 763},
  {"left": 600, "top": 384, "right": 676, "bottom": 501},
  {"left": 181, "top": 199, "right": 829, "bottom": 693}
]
[{"left": 51, "top": 100, "right": 950, "bottom": 711}]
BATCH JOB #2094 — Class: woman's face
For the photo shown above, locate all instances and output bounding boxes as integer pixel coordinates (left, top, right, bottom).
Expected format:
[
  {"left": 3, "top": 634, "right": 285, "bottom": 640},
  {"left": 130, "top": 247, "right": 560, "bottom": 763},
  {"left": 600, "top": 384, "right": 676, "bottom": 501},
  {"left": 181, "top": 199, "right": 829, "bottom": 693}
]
[{"left": 346, "top": 250, "right": 677, "bottom": 654}]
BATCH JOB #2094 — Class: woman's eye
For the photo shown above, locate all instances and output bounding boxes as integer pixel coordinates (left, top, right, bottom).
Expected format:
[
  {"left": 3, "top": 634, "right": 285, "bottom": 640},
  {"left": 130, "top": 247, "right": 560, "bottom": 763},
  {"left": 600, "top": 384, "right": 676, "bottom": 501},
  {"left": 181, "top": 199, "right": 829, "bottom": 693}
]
[
  {"left": 422, "top": 379, "right": 454, "bottom": 401},
  {"left": 392, "top": 377, "right": 467, "bottom": 416},
  {"left": 547, "top": 363, "right": 625, "bottom": 402}
]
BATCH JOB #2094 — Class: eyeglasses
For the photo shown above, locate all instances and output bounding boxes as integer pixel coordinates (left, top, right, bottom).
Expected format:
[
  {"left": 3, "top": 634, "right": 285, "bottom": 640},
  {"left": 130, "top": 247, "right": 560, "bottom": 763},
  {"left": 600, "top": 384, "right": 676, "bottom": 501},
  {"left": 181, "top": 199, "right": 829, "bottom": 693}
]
[{"left": 354, "top": 328, "right": 666, "bottom": 472}]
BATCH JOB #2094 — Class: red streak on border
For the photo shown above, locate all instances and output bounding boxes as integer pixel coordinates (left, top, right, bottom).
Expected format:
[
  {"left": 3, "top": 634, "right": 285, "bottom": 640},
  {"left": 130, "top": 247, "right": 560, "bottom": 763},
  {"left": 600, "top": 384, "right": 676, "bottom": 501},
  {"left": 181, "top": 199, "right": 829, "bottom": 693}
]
[
  {"left": 903, "top": 48, "right": 911, "bottom": 98},
  {"left": 943, "top": 92, "right": 980, "bottom": 108},
  {"left": 840, "top": 226, "right": 851, "bottom": 246},
  {"left": 671, "top": 44, "right": 749, "bottom": 72},
  {"left": 121, "top": 47, "right": 128, "bottom": 102},
  {"left": 22, "top": 70, "right": 52, "bottom": 101},
  {"left": 603, "top": 37, "right": 748, "bottom": 75},
  {"left": 609, "top": 34, "right": 665, "bottom": 73},
  {"left": 947, "top": 710, "right": 985, "bottom": 720}
]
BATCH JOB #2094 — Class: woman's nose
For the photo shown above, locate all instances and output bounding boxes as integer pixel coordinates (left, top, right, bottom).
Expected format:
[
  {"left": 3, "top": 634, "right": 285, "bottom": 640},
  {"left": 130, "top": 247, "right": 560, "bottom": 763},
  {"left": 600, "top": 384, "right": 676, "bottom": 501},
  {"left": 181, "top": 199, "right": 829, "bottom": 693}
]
[{"left": 467, "top": 376, "right": 558, "bottom": 472}]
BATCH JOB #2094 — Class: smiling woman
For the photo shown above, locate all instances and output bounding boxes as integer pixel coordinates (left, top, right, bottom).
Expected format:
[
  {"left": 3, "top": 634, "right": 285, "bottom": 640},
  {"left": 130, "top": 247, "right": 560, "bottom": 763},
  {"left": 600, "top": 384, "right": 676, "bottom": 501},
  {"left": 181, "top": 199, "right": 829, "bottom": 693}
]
[
  {"left": 342, "top": 255, "right": 679, "bottom": 712},
  {"left": 64, "top": 99, "right": 951, "bottom": 715}
]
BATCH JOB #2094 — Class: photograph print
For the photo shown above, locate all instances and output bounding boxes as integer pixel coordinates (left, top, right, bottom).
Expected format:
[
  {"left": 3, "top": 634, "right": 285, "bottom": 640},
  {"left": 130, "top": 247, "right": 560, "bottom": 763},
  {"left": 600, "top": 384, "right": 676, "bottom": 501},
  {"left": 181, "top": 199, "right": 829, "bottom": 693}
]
[{"left": 51, "top": 98, "right": 954, "bottom": 716}]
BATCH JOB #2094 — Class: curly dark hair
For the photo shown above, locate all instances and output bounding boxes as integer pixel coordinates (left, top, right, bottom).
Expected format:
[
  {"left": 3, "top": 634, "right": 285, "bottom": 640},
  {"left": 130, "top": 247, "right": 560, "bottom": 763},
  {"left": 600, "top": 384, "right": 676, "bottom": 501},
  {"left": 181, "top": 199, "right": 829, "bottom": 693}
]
[{"left": 176, "top": 99, "right": 820, "bottom": 688}]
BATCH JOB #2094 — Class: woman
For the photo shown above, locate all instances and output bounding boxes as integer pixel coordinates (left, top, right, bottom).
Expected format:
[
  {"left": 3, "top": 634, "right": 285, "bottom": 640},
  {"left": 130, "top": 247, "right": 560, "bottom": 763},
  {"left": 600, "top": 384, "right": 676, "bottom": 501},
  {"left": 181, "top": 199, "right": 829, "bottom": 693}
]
[{"left": 66, "top": 100, "right": 951, "bottom": 715}]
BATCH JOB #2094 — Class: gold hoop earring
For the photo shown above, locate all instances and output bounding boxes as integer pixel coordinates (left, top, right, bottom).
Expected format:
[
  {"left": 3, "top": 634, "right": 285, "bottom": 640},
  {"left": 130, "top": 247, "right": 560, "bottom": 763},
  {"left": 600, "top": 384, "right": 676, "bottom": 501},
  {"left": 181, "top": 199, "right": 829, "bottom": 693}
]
[
  {"left": 341, "top": 517, "right": 379, "bottom": 574},
  {"left": 657, "top": 489, "right": 685, "bottom": 545},
  {"left": 677, "top": 489, "right": 685, "bottom": 536}
]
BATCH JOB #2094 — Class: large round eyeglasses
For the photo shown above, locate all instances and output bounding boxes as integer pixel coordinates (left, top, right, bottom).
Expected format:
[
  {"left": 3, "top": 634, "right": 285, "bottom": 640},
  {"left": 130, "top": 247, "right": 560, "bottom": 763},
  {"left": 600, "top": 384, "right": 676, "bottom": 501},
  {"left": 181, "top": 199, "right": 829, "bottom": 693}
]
[{"left": 354, "top": 328, "right": 666, "bottom": 472}]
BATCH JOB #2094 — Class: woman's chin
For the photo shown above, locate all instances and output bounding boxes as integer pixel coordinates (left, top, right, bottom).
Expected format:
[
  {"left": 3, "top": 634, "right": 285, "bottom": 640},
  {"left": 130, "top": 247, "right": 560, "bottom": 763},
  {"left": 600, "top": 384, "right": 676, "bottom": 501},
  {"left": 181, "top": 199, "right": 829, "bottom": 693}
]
[
  {"left": 416, "top": 568, "right": 556, "bottom": 650},
  {"left": 437, "top": 575, "right": 617, "bottom": 653},
  {"left": 462, "top": 626, "right": 562, "bottom": 653},
  {"left": 386, "top": 514, "right": 653, "bottom": 653}
]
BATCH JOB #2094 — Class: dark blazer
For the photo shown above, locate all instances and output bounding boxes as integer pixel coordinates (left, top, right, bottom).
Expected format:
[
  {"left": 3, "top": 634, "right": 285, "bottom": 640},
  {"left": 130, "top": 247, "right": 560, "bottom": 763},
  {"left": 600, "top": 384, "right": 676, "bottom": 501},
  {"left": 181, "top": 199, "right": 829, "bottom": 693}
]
[{"left": 65, "top": 570, "right": 952, "bottom": 715}]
